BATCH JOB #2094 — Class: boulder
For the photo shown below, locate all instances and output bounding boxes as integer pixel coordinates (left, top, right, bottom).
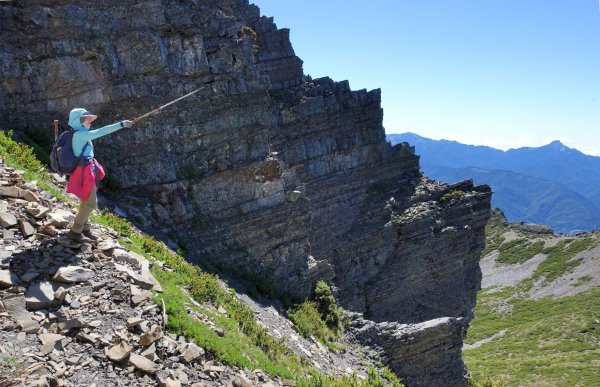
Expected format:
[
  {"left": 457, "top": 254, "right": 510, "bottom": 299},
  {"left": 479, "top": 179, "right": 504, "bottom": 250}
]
[
  {"left": 25, "top": 281, "right": 64, "bottom": 310},
  {"left": 19, "top": 220, "right": 35, "bottom": 237},
  {"left": 38, "top": 333, "right": 66, "bottom": 346},
  {"left": 114, "top": 249, "right": 143, "bottom": 269},
  {"left": 179, "top": 342, "right": 204, "bottom": 363},
  {"left": 97, "top": 239, "right": 119, "bottom": 251},
  {"left": 21, "top": 271, "right": 40, "bottom": 283},
  {"left": 47, "top": 209, "right": 74, "bottom": 228},
  {"left": 0, "top": 269, "right": 20, "bottom": 288},
  {"left": 131, "top": 290, "right": 153, "bottom": 305},
  {"left": 2, "top": 294, "right": 40, "bottom": 333},
  {"left": 21, "top": 189, "right": 39, "bottom": 203},
  {"left": 53, "top": 287, "right": 68, "bottom": 301},
  {"left": 0, "top": 250, "right": 11, "bottom": 268},
  {"left": 52, "top": 266, "right": 95, "bottom": 283},
  {"left": 114, "top": 262, "right": 157, "bottom": 290},
  {"left": 105, "top": 341, "right": 132, "bottom": 362},
  {"left": 27, "top": 203, "right": 50, "bottom": 218},
  {"left": 128, "top": 353, "right": 161, "bottom": 374},
  {"left": 127, "top": 317, "right": 145, "bottom": 328},
  {"left": 234, "top": 374, "right": 254, "bottom": 387},
  {"left": 0, "top": 211, "right": 17, "bottom": 228},
  {"left": 56, "top": 236, "right": 82, "bottom": 248},
  {"left": 139, "top": 325, "right": 162, "bottom": 346},
  {"left": 0, "top": 186, "right": 20, "bottom": 198}
]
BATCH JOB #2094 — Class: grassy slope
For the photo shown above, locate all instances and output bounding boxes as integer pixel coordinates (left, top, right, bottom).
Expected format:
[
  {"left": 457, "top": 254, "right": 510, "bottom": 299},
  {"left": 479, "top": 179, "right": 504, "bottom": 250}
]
[
  {"left": 0, "top": 130, "right": 404, "bottom": 386},
  {"left": 465, "top": 287, "right": 600, "bottom": 386},
  {"left": 464, "top": 212, "right": 600, "bottom": 386}
]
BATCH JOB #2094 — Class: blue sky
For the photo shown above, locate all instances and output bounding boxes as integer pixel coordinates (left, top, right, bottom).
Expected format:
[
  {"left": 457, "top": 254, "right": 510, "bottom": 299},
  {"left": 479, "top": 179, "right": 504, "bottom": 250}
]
[{"left": 252, "top": 1, "right": 600, "bottom": 155}]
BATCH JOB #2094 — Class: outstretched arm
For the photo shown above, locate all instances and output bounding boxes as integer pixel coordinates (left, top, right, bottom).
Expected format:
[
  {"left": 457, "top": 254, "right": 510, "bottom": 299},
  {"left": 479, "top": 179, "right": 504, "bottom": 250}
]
[{"left": 75, "top": 120, "right": 133, "bottom": 141}]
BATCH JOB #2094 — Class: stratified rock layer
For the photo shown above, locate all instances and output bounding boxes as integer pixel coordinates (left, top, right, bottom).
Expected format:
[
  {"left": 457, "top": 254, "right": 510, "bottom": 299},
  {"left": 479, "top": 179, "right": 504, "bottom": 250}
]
[
  {"left": 1, "top": 1, "right": 492, "bottom": 385},
  {"left": 350, "top": 317, "right": 467, "bottom": 387}
]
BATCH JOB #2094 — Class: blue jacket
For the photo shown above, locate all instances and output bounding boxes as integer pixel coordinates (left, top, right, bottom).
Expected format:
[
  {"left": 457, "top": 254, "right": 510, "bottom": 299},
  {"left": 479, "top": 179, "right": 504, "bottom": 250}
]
[{"left": 68, "top": 108, "right": 126, "bottom": 158}]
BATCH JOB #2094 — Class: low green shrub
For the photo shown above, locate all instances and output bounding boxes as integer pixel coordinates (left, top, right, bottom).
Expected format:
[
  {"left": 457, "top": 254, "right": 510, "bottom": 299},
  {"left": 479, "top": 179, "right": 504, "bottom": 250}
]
[
  {"left": 572, "top": 275, "right": 592, "bottom": 287},
  {"left": 289, "top": 301, "right": 333, "bottom": 343},
  {"left": 92, "top": 210, "right": 133, "bottom": 237},
  {"left": 535, "top": 238, "right": 597, "bottom": 284},
  {"left": 297, "top": 366, "right": 404, "bottom": 386},
  {"left": 0, "top": 130, "right": 47, "bottom": 178},
  {"left": 13, "top": 128, "right": 53, "bottom": 165},
  {"left": 440, "top": 189, "right": 466, "bottom": 204},
  {"left": 0, "top": 130, "right": 69, "bottom": 203},
  {"left": 468, "top": 377, "right": 504, "bottom": 387},
  {"left": 241, "top": 25, "right": 257, "bottom": 42},
  {"left": 289, "top": 281, "right": 344, "bottom": 347},
  {"left": 496, "top": 239, "right": 545, "bottom": 265},
  {"left": 314, "top": 280, "right": 343, "bottom": 336},
  {"left": 0, "top": 353, "right": 24, "bottom": 378}
]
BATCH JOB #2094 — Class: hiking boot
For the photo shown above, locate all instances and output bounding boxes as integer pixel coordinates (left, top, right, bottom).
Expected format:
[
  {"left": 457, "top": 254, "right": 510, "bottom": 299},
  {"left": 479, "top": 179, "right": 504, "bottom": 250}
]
[
  {"left": 66, "top": 230, "right": 92, "bottom": 244},
  {"left": 82, "top": 229, "right": 99, "bottom": 242}
]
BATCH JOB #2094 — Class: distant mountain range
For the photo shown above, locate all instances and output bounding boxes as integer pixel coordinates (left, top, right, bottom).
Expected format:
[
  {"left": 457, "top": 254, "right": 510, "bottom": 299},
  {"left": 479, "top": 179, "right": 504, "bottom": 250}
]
[{"left": 387, "top": 132, "right": 600, "bottom": 234}]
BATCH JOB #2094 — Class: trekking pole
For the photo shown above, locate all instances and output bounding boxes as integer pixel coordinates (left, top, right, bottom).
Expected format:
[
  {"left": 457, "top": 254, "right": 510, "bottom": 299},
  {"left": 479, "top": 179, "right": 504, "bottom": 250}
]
[
  {"left": 53, "top": 120, "right": 59, "bottom": 141},
  {"left": 131, "top": 87, "right": 205, "bottom": 124}
]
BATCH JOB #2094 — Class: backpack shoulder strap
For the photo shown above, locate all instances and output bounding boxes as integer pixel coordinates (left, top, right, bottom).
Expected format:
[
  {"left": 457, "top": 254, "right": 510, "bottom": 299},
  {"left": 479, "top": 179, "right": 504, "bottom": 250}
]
[{"left": 80, "top": 141, "right": 91, "bottom": 158}]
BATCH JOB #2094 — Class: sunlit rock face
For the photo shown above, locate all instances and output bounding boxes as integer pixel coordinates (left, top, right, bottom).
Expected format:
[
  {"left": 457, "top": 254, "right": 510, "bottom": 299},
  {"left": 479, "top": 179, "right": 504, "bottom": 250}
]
[{"left": 1, "top": 1, "right": 491, "bottom": 385}]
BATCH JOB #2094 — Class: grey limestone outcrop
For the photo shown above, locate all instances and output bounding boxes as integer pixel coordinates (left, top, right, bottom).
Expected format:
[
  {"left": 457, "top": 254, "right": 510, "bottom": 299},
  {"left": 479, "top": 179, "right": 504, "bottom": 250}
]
[
  {"left": 1, "top": 1, "right": 491, "bottom": 385},
  {"left": 350, "top": 316, "right": 467, "bottom": 387}
]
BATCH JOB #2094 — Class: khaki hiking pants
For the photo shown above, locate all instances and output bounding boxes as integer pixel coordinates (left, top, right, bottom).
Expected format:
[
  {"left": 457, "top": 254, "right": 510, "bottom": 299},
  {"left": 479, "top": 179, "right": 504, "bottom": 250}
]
[{"left": 71, "top": 185, "right": 97, "bottom": 233}]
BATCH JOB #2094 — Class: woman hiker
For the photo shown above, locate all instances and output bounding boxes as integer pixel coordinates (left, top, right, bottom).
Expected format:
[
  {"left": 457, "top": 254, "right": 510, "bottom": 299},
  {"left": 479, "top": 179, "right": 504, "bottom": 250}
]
[{"left": 65, "top": 108, "right": 133, "bottom": 243}]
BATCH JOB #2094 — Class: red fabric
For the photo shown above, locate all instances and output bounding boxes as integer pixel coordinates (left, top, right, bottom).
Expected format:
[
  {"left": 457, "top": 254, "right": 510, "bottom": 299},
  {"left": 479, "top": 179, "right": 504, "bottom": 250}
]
[{"left": 67, "top": 159, "right": 105, "bottom": 201}]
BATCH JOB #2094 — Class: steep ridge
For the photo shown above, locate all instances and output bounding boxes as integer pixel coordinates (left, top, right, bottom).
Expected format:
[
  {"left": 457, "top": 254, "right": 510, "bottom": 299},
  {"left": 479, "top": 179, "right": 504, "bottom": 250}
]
[
  {"left": 387, "top": 133, "right": 600, "bottom": 234},
  {"left": 424, "top": 165, "right": 600, "bottom": 234},
  {"left": 1, "top": 1, "right": 491, "bottom": 385}
]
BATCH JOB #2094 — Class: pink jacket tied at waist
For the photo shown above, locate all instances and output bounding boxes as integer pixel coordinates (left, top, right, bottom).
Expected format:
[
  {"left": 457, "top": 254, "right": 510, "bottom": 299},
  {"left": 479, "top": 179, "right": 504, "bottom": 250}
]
[{"left": 67, "top": 159, "right": 105, "bottom": 201}]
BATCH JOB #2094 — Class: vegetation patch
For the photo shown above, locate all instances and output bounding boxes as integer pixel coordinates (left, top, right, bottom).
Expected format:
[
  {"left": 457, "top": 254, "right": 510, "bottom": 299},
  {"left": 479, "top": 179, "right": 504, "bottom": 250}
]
[
  {"left": 572, "top": 275, "right": 593, "bottom": 287},
  {"left": 288, "top": 280, "right": 344, "bottom": 349},
  {"left": 297, "top": 367, "right": 404, "bottom": 387},
  {"left": 0, "top": 130, "right": 69, "bottom": 203},
  {"left": 534, "top": 237, "right": 597, "bottom": 284},
  {"left": 464, "top": 285, "right": 600, "bottom": 386},
  {"left": 439, "top": 189, "right": 466, "bottom": 204},
  {"left": 496, "top": 238, "right": 545, "bottom": 265},
  {"left": 12, "top": 128, "right": 53, "bottom": 165},
  {"left": 467, "top": 377, "right": 505, "bottom": 387},
  {"left": 0, "top": 354, "right": 23, "bottom": 379},
  {"left": 289, "top": 301, "right": 334, "bottom": 344},
  {"left": 481, "top": 222, "right": 506, "bottom": 256},
  {"left": 240, "top": 25, "right": 257, "bottom": 42},
  {"left": 314, "top": 280, "right": 343, "bottom": 335}
]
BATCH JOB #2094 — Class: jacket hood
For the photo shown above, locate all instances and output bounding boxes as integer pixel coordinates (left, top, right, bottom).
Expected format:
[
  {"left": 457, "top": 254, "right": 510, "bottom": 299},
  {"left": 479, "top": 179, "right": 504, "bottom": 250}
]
[{"left": 68, "top": 108, "right": 89, "bottom": 131}]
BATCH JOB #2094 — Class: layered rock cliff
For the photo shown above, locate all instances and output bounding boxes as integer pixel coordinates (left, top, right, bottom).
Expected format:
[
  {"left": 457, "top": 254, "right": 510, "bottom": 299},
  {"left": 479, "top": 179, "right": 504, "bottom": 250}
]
[{"left": 1, "top": 1, "right": 492, "bottom": 385}]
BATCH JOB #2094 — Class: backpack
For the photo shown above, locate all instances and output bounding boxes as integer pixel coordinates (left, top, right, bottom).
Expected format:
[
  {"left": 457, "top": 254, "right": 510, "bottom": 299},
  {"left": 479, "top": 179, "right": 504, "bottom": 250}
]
[{"left": 50, "top": 124, "right": 90, "bottom": 176}]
